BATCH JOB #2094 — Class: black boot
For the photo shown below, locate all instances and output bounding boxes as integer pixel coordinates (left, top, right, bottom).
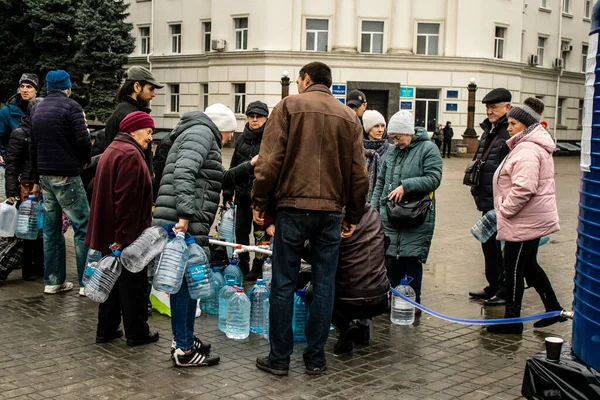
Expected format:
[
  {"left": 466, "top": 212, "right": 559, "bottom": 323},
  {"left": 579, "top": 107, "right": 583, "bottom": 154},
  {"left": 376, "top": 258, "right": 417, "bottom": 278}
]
[
  {"left": 334, "top": 322, "right": 358, "bottom": 355},
  {"left": 352, "top": 321, "right": 370, "bottom": 345},
  {"left": 244, "top": 259, "right": 263, "bottom": 282},
  {"left": 534, "top": 314, "right": 567, "bottom": 328},
  {"left": 487, "top": 304, "right": 523, "bottom": 335}
]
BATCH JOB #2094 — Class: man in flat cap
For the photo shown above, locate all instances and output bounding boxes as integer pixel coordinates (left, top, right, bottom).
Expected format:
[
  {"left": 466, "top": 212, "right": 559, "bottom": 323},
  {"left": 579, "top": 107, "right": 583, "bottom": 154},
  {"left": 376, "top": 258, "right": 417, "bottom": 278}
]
[{"left": 468, "top": 88, "right": 512, "bottom": 307}]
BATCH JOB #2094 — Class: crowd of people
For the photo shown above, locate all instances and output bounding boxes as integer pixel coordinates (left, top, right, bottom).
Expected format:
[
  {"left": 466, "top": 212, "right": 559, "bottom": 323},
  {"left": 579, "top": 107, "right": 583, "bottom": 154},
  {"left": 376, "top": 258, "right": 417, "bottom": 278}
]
[{"left": 0, "top": 60, "right": 566, "bottom": 373}]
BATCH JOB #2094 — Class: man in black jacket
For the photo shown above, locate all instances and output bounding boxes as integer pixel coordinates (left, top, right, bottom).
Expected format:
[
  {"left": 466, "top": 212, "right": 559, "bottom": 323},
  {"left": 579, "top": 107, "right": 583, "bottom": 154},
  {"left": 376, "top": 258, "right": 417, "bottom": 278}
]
[
  {"left": 31, "top": 70, "right": 91, "bottom": 295},
  {"left": 223, "top": 101, "right": 269, "bottom": 281},
  {"left": 468, "top": 88, "right": 511, "bottom": 306}
]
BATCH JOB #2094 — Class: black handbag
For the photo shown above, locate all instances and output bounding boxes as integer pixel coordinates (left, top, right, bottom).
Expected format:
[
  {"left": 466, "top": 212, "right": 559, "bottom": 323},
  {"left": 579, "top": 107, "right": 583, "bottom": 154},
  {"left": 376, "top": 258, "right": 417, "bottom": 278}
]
[
  {"left": 463, "top": 135, "right": 498, "bottom": 187},
  {"left": 385, "top": 153, "right": 433, "bottom": 229}
]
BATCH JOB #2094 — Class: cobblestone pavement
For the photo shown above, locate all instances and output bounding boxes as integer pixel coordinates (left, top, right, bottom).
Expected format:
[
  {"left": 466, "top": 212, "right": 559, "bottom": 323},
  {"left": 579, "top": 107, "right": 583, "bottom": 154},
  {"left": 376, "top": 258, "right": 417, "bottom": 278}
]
[{"left": 0, "top": 153, "right": 579, "bottom": 400}]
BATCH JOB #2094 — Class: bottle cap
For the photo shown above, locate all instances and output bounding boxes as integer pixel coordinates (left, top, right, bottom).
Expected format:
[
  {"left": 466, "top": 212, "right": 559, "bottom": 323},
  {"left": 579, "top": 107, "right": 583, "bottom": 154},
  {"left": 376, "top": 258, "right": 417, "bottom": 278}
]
[
  {"left": 265, "top": 258, "right": 271, "bottom": 263},
  {"left": 256, "top": 279, "right": 265, "bottom": 285},
  {"left": 230, "top": 259, "right": 239, "bottom": 266},
  {"left": 28, "top": 195, "right": 35, "bottom": 200},
  {"left": 297, "top": 289, "right": 306, "bottom": 296},
  {"left": 212, "top": 266, "right": 222, "bottom": 272},
  {"left": 176, "top": 232, "right": 185, "bottom": 238},
  {"left": 185, "top": 236, "right": 195, "bottom": 245},
  {"left": 235, "top": 287, "right": 244, "bottom": 293},
  {"left": 400, "top": 275, "right": 413, "bottom": 285}
]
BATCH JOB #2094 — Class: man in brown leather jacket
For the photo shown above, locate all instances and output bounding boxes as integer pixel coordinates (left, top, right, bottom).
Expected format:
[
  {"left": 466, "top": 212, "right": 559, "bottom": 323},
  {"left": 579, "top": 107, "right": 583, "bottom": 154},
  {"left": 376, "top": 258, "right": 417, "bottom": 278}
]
[{"left": 252, "top": 61, "right": 369, "bottom": 376}]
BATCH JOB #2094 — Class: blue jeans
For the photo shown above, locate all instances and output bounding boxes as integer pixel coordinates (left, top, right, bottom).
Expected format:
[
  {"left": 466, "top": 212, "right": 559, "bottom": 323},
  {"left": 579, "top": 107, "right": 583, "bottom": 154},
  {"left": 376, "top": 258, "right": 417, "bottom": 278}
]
[
  {"left": 40, "top": 176, "right": 89, "bottom": 286},
  {"left": 170, "top": 278, "right": 196, "bottom": 350},
  {"left": 269, "top": 208, "right": 342, "bottom": 369}
]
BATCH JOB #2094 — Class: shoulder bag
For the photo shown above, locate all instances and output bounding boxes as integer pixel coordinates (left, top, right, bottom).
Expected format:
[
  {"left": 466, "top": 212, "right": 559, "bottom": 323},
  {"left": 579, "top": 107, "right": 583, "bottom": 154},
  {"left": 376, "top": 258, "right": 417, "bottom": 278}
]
[{"left": 463, "top": 134, "right": 499, "bottom": 187}]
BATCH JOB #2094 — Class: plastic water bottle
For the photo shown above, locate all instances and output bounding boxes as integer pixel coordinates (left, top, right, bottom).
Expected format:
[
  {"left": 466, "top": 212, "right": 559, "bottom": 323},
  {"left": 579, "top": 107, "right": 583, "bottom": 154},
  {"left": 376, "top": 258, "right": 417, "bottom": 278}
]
[
  {"left": 218, "top": 279, "right": 238, "bottom": 332},
  {"left": 471, "top": 210, "right": 497, "bottom": 243},
  {"left": 249, "top": 279, "right": 269, "bottom": 333},
  {"left": 293, "top": 290, "right": 309, "bottom": 342},
  {"left": 85, "top": 253, "right": 122, "bottom": 303},
  {"left": 262, "top": 258, "right": 272, "bottom": 288},
  {"left": 82, "top": 249, "right": 103, "bottom": 286},
  {"left": 391, "top": 276, "right": 416, "bottom": 325},
  {"left": 223, "top": 258, "right": 243, "bottom": 285},
  {"left": 0, "top": 201, "right": 18, "bottom": 237},
  {"left": 153, "top": 232, "right": 189, "bottom": 294},
  {"left": 263, "top": 297, "right": 270, "bottom": 341},
  {"left": 35, "top": 198, "right": 44, "bottom": 231},
  {"left": 226, "top": 287, "right": 251, "bottom": 340},
  {"left": 186, "top": 243, "right": 213, "bottom": 300},
  {"left": 15, "top": 196, "right": 39, "bottom": 240},
  {"left": 121, "top": 226, "right": 169, "bottom": 273},
  {"left": 219, "top": 205, "right": 236, "bottom": 257},
  {"left": 205, "top": 267, "right": 224, "bottom": 315}
]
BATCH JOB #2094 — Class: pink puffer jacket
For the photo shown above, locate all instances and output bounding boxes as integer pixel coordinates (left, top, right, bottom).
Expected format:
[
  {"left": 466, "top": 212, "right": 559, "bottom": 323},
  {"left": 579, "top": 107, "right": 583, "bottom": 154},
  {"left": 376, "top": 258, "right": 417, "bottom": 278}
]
[{"left": 493, "top": 124, "right": 560, "bottom": 242}]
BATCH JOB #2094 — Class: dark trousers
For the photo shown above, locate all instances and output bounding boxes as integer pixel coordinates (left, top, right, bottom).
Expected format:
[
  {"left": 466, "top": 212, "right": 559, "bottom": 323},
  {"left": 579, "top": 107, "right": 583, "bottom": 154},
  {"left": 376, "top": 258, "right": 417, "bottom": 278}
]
[
  {"left": 504, "top": 239, "right": 561, "bottom": 317},
  {"left": 442, "top": 139, "right": 451, "bottom": 158},
  {"left": 269, "top": 208, "right": 341, "bottom": 369},
  {"left": 332, "top": 295, "right": 388, "bottom": 331},
  {"left": 235, "top": 203, "right": 269, "bottom": 275},
  {"left": 97, "top": 266, "right": 150, "bottom": 340},
  {"left": 387, "top": 256, "right": 423, "bottom": 303},
  {"left": 21, "top": 237, "right": 44, "bottom": 279},
  {"left": 482, "top": 230, "right": 505, "bottom": 299}
]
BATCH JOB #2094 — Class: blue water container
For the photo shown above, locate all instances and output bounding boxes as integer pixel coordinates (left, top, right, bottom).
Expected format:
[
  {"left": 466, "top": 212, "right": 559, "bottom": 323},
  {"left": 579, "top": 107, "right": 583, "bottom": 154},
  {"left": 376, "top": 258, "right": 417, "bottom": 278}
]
[{"left": 573, "top": 1, "right": 600, "bottom": 371}]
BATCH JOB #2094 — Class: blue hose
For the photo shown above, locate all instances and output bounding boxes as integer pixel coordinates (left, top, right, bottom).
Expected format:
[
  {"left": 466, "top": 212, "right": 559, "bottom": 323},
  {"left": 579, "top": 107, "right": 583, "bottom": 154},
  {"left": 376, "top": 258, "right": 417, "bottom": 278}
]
[{"left": 389, "top": 287, "right": 563, "bottom": 325}]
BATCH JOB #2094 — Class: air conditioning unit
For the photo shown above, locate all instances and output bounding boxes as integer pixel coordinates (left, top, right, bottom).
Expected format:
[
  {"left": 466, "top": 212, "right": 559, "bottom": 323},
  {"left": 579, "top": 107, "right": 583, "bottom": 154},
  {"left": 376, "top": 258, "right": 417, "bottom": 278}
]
[
  {"left": 211, "top": 39, "right": 226, "bottom": 52},
  {"left": 553, "top": 58, "right": 564, "bottom": 69},
  {"left": 561, "top": 44, "right": 573, "bottom": 52},
  {"left": 529, "top": 54, "right": 539, "bottom": 66}
]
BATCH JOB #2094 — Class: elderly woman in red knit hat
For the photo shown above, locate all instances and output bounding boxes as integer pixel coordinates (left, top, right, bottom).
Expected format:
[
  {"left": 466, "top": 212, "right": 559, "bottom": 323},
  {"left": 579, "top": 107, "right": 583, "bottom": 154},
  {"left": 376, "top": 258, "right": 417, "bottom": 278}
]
[{"left": 86, "top": 111, "right": 159, "bottom": 346}]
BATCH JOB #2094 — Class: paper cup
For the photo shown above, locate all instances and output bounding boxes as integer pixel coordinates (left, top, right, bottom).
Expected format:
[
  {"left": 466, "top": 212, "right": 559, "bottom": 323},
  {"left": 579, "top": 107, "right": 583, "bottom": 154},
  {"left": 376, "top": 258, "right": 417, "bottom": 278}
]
[{"left": 545, "top": 337, "right": 564, "bottom": 361}]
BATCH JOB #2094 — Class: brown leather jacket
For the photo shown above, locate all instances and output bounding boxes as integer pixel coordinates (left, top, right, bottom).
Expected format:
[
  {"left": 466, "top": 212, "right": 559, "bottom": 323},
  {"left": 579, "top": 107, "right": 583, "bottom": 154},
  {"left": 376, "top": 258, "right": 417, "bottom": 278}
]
[
  {"left": 337, "top": 204, "right": 390, "bottom": 299},
  {"left": 251, "top": 84, "right": 369, "bottom": 224}
]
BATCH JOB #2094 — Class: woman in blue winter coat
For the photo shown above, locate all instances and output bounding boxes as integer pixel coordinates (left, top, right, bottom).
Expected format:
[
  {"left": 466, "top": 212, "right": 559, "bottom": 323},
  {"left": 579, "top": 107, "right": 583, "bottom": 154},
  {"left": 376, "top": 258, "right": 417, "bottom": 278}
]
[{"left": 371, "top": 111, "right": 443, "bottom": 310}]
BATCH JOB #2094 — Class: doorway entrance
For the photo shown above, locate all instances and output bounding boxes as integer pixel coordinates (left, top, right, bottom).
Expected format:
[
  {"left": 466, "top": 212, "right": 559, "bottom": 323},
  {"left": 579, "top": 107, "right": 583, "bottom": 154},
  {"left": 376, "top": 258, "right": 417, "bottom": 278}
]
[
  {"left": 347, "top": 81, "right": 400, "bottom": 123},
  {"left": 362, "top": 90, "right": 389, "bottom": 121}
]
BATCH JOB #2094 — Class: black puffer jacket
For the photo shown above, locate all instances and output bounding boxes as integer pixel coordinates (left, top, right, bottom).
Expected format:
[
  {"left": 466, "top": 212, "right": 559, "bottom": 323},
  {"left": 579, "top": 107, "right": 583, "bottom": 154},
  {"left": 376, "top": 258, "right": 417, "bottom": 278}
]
[
  {"left": 153, "top": 133, "right": 173, "bottom": 189},
  {"left": 153, "top": 111, "right": 254, "bottom": 245},
  {"left": 5, "top": 115, "right": 34, "bottom": 198},
  {"left": 222, "top": 123, "right": 263, "bottom": 205},
  {"left": 471, "top": 115, "right": 510, "bottom": 212}
]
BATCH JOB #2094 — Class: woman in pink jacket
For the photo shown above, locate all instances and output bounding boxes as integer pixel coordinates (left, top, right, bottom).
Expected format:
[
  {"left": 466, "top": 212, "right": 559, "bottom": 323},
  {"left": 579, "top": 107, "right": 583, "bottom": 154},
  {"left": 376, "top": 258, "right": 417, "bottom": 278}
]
[{"left": 488, "top": 98, "right": 566, "bottom": 334}]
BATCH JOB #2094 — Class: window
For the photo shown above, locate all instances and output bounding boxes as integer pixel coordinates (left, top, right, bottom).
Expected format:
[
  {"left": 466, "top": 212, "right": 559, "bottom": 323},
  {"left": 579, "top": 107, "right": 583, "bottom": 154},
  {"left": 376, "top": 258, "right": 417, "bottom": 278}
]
[
  {"left": 557, "top": 97, "right": 566, "bottom": 126},
  {"left": 170, "top": 84, "right": 180, "bottom": 113},
  {"left": 416, "top": 23, "right": 440, "bottom": 55},
  {"left": 234, "top": 83, "right": 246, "bottom": 114},
  {"left": 563, "top": 0, "right": 571, "bottom": 13},
  {"left": 494, "top": 27, "right": 506, "bottom": 59},
  {"left": 201, "top": 84, "right": 209, "bottom": 111},
  {"left": 561, "top": 40, "right": 570, "bottom": 69},
  {"left": 414, "top": 89, "right": 440, "bottom": 132},
  {"left": 578, "top": 99, "right": 584, "bottom": 127},
  {"left": 170, "top": 24, "right": 182, "bottom": 53},
  {"left": 234, "top": 17, "right": 248, "bottom": 50},
  {"left": 585, "top": 0, "right": 592, "bottom": 18},
  {"left": 306, "top": 19, "right": 328, "bottom": 52},
  {"left": 537, "top": 36, "right": 546, "bottom": 65},
  {"left": 203, "top": 21, "right": 211, "bottom": 53},
  {"left": 139, "top": 26, "right": 150, "bottom": 55},
  {"left": 361, "top": 21, "right": 384, "bottom": 54},
  {"left": 582, "top": 44, "right": 589, "bottom": 72},
  {"left": 541, "top": 0, "right": 548, "bottom": 8}
]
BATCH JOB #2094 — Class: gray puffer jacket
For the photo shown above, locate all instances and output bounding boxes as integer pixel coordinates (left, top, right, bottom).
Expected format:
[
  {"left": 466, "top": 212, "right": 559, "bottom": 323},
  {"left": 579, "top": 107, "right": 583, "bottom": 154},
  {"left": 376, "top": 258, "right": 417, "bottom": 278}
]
[{"left": 153, "top": 111, "right": 253, "bottom": 245}]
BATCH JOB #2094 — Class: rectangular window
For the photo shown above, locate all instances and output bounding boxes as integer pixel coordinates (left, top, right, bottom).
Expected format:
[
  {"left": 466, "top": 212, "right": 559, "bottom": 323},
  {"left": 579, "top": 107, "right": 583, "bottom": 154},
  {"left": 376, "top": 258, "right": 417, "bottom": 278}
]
[
  {"left": 203, "top": 21, "right": 211, "bottom": 53},
  {"left": 414, "top": 88, "right": 440, "bottom": 132},
  {"left": 558, "top": 97, "right": 566, "bottom": 126},
  {"left": 494, "top": 26, "right": 506, "bottom": 59},
  {"left": 170, "top": 24, "right": 181, "bottom": 53},
  {"left": 234, "top": 17, "right": 248, "bottom": 50},
  {"left": 563, "top": 0, "right": 571, "bottom": 13},
  {"left": 361, "top": 21, "right": 384, "bottom": 54},
  {"left": 561, "top": 40, "right": 570, "bottom": 69},
  {"left": 416, "top": 23, "right": 440, "bottom": 55},
  {"left": 541, "top": 0, "right": 548, "bottom": 8},
  {"left": 170, "top": 84, "right": 180, "bottom": 113},
  {"left": 139, "top": 26, "right": 150, "bottom": 55},
  {"left": 582, "top": 44, "right": 589, "bottom": 72},
  {"left": 234, "top": 83, "right": 246, "bottom": 114},
  {"left": 201, "top": 84, "right": 209, "bottom": 111},
  {"left": 585, "top": 0, "right": 592, "bottom": 18},
  {"left": 306, "top": 18, "right": 328, "bottom": 52},
  {"left": 537, "top": 36, "right": 546, "bottom": 65},
  {"left": 578, "top": 98, "right": 585, "bottom": 127}
]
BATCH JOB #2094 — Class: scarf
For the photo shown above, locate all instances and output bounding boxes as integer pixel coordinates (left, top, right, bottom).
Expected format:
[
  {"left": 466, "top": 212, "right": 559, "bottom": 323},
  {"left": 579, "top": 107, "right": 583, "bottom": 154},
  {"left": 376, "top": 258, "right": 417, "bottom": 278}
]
[
  {"left": 363, "top": 139, "right": 389, "bottom": 202},
  {"left": 511, "top": 123, "right": 539, "bottom": 148}
]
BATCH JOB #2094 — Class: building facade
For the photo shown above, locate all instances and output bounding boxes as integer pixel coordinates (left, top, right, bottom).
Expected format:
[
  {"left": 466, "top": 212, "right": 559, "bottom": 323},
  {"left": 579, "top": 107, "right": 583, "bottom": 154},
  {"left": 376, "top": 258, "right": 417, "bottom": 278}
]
[{"left": 125, "top": 0, "right": 593, "bottom": 141}]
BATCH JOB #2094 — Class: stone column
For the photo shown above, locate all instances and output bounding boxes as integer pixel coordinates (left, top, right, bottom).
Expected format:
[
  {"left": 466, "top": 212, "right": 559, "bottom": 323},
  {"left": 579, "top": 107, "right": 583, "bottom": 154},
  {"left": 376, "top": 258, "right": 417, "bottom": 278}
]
[
  {"left": 331, "top": 0, "right": 358, "bottom": 53},
  {"left": 388, "top": 0, "right": 412, "bottom": 54}
]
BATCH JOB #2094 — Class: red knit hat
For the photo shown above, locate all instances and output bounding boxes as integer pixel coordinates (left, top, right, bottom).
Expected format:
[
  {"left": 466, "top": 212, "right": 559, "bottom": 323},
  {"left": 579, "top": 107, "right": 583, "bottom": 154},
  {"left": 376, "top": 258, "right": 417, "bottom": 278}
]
[{"left": 119, "top": 111, "right": 155, "bottom": 133}]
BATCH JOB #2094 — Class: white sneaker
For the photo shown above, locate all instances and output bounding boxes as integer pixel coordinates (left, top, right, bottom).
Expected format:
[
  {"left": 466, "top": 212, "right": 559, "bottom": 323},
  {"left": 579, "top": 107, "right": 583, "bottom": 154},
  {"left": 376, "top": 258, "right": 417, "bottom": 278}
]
[
  {"left": 44, "top": 282, "right": 74, "bottom": 294},
  {"left": 79, "top": 288, "right": 86, "bottom": 296}
]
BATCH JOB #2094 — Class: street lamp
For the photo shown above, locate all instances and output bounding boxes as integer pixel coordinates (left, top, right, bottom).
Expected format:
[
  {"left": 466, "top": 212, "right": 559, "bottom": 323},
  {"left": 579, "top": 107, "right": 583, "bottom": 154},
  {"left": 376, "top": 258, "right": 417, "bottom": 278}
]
[
  {"left": 281, "top": 71, "right": 290, "bottom": 99},
  {"left": 462, "top": 77, "right": 479, "bottom": 153}
]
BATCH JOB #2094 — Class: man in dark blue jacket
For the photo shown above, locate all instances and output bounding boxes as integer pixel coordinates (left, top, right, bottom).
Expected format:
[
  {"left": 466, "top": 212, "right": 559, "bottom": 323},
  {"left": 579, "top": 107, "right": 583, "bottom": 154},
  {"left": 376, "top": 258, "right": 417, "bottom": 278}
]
[
  {"left": 0, "top": 73, "right": 39, "bottom": 158},
  {"left": 31, "top": 70, "right": 91, "bottom": 295}
]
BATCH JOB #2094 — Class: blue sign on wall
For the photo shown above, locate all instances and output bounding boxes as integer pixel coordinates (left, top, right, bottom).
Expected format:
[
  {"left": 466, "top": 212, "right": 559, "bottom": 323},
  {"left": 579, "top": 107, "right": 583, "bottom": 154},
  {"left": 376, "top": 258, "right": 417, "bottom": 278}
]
[
  {"left": 447, "top": 90, "right": 459, "bottom": 99},
  {"left": 446, "top": 103, "right": 458, "bottom": 112},
  {"left": 332, "top": 84, "right": 346, "bottom": 96},
  {"left": 400, "top": 87, "right": 414, "bottom": 98},
  {"left": 337, "top": 97, "right": 346, "bottom": 104},
  {"left": 400, "top": 101, "right": 413, "bottom": 110}
]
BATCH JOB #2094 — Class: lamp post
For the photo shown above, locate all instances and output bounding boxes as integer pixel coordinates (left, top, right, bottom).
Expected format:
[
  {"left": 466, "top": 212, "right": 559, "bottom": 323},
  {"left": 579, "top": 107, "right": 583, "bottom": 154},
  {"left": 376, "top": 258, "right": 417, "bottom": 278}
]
[
  {"left": 462, "top": 77, "right": 479, "bottom": 154},
  {"left": 281, "top": 71, "right": 290, "bottom": 99}
]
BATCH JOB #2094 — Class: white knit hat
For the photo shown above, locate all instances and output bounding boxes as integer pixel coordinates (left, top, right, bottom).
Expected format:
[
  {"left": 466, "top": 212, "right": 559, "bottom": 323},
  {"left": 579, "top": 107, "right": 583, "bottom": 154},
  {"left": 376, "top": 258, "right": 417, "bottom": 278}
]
[
  {"left": 362, "top": 110, "right": 386, "bottom": 135},
  {"left": 388, "top": 110, "right": 415, "bottom": 135},
  {"left": 204, "top": 104, "right": 237, "bottom": 132}
]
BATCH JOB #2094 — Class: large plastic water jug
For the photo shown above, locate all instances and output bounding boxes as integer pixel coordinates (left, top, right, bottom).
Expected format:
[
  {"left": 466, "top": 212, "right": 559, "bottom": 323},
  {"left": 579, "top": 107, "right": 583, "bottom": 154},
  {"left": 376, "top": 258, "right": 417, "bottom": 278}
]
[
  {"left": 263, "top": 297, "right": 270, "bottom": 341},
  {"left": 249, "top": 279, "right": 269, "bottom": 333},
  {"left": 223, "top": 258, "right": 243, "bottom": 285},
  {"left": 82, "top": 249, "right": 103, "bottom": 286},
  {"left": 153, "top": 232, "right": 189, "bottom": 294},
  {"left": 186, "top": 243, "right": 213, "bottom": 300},
  {"left": 262, "top": 258, "right": 272, "bottom": 288},
  {"left": 293, "top": 289, "right": 309, "bottom": 342},
  {"left": 121, "top": 226, "right": 169, "bottom": 273},
  {"left": 226, "top": 286, "right": 251, "bottom": 340},
  {"left": 205, "top": 267, "right": 224, "bottom": 315},
  {"left": 471, "top": 210, "right": 497, "bottom": 243},
  {"left": 391, "top": 276, "right": 416, "bottom": 325},
  {"left": 15, "top": 196, "right": 39, "bottom": 240},
  {"left": 0, "top": 201, "right": 18, "bottom": 237},
  {"left": 85, "top": 252, "right": 122, "bottom": 303},
  {"left": 219, "top": 205, "right": 236, "bottom": 257},
  {"left": 218, "top": 279, "right": 238, "bottom": 332}
]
